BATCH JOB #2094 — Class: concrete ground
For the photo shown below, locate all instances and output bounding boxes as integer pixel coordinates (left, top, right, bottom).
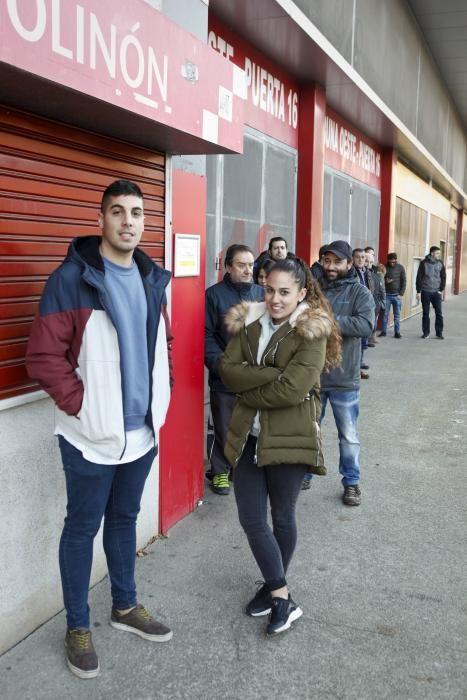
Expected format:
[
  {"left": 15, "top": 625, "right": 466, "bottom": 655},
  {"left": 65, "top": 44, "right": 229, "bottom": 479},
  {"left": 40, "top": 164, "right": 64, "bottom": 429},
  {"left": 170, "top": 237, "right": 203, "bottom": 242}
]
[{"left": 1, "top": 294, "right": 467, "bottom": 700}]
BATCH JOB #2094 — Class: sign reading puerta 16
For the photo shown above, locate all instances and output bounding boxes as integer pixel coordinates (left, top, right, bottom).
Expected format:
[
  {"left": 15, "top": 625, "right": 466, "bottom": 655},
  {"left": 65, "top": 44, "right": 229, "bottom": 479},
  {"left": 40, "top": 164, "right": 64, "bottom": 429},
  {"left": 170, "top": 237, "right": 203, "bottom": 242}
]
[
  {"left": 0, "top": 0, "right": 244, "bottom": 153},
  {"left": 324, "top": 108, "right": 382, "bottom": 190},
  {"left": 208, "top": 15, "right": 299, "bottom": 149}
]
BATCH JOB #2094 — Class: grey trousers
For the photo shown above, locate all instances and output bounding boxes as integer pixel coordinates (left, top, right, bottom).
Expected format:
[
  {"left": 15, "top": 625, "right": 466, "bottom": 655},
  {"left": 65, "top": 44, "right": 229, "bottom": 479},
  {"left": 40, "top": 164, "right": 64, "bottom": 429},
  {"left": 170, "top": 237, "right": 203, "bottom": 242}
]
[{"left": 209, "top": 390, "right": 237, "bottom": 476}]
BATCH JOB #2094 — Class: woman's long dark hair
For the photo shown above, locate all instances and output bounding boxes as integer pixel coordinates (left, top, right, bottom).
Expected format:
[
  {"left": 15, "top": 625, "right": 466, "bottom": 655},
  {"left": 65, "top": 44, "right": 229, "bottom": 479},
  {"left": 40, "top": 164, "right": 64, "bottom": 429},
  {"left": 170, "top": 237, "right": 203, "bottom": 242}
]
[{"left": 266, "top": 257, "right": 342, "bottom": 370}]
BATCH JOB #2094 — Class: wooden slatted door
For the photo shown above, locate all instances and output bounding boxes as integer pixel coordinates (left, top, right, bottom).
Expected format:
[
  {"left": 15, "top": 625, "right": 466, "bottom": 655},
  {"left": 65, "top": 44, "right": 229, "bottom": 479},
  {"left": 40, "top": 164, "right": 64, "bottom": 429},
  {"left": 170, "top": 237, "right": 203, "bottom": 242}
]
[{"left": 0, "top": 107, "right": 166, "bottom": 401}]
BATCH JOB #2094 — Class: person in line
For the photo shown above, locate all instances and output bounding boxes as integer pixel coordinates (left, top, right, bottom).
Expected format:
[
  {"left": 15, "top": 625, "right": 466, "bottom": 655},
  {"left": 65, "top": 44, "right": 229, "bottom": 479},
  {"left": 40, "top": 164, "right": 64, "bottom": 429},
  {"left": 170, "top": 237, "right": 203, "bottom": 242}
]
[
  {"left": 352, "top": 248, "right": 372, "bottom": 380},
  {"left": 219, "top": 258, "right": 341, "bottom": 634},
  {"left": 302, "top": 241, "right": 374, "bottom": 503},
  {"left": 364, "top": 246, "right": 386, "bottom": 345},
  {"left": 379, "top": 252, "right": 406, "bottom": 338},
  {"left": 26, "top": 180, "right": 174, "bottom": 680},
  {"left": 255, "top": 236, "right": 295, "bottom": 272},
  {"left": 205, "top": 244, "right": 264, "bottom": 495},
  {"left": 310, "top": 245, "right": 326, "bottom": 282},
  {"left": 416, "top": 245, "right": 446, "bottom": 339},
  {"left": 254, "top": 256, "right": 275, "bottom": 287}
]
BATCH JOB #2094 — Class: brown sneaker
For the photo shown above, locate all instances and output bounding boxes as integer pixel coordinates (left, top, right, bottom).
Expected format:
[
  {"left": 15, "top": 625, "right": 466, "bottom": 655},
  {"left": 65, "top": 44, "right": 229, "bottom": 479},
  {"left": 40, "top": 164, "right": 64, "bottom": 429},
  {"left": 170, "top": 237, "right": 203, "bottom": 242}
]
[
  {"left": 110, "top": 604, "right": 173, "bottom": 642},
  {"left": 343, "top": 485, "right": 361, "bottom": 506},
  {"left": 64, "top": 629, "right": 99, "bottom": 679}
]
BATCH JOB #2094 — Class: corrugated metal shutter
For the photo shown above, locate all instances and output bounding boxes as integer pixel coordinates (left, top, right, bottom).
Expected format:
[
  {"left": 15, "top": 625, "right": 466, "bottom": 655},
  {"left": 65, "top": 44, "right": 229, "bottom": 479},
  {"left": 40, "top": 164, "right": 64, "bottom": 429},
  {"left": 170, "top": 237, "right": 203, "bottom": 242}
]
[{"left": 0, "top": 107, "right": 165, "bottom": 401}]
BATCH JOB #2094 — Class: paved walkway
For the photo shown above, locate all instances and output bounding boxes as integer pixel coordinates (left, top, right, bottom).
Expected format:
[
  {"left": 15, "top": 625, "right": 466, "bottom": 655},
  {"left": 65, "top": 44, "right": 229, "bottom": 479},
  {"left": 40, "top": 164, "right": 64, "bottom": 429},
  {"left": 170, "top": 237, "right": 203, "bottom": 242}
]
[{"left": 1, "top": 294, "right": 467, "bottom": 700}]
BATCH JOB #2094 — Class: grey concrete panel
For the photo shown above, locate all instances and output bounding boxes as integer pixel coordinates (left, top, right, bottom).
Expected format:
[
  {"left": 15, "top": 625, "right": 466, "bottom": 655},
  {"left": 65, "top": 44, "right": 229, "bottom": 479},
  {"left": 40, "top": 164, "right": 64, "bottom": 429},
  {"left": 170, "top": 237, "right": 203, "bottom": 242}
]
[
  {"left": 1, "top": 293, "right": 467, "bottom": 698},
  {"left": 353, "top": 0, "right": 420, "bottom": 134},
  {"left": 161, "top": 0, "right": 208, "bottom": 42},
  {"left": 293, "top": 0, "right": 354, "bottom": 63},
  {"left": 445, "top": 111, "right": 467, "bottom": 187},
  {"left": 417, "top": 49, "right": 450, "bottom": 167}
]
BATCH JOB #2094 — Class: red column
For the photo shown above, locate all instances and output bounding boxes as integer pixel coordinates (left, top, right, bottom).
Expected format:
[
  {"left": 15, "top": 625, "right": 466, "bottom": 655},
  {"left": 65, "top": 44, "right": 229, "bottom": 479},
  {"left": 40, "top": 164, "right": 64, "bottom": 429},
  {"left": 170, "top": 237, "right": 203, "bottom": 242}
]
[
  {"left": 454, "top": 208, "right": 464, "bottom": 295},
  {"left": 159, "top": 169, "right": 206, "bottom": 534},
  {"left": 295, "top": 84, "right": 326, "bottom": 265},
  {"left": 379, "top": 148, "right": 397, "bottom": 261}
]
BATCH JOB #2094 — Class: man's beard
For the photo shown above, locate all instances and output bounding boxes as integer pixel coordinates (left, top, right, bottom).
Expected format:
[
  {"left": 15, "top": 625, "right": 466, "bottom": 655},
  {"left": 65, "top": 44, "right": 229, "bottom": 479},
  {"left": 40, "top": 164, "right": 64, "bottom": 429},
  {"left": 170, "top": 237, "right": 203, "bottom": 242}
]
[{"left": 325, "top": 267, "right": 350, "bottom": 281}]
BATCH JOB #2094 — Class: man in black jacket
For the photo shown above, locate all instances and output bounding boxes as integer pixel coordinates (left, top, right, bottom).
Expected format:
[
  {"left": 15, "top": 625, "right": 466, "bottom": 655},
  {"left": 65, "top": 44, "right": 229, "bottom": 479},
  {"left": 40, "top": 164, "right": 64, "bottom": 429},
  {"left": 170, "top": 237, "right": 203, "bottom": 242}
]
[
  {"left": 205, "top": 244, "right": 264, "bottom": 494},
  {"left": 380, "top": 252, "right": 406, "bottom": 338},
  {"left": 416, "top": 246, "right": 446, "bottom": 339}
]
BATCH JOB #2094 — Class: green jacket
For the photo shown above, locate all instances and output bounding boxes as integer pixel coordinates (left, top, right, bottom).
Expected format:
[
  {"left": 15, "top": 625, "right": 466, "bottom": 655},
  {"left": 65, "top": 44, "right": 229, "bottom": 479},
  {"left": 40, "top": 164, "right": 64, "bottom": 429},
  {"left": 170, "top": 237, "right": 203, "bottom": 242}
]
[{"left": 219, "top": 301, "right": 334, "bottom": 473}]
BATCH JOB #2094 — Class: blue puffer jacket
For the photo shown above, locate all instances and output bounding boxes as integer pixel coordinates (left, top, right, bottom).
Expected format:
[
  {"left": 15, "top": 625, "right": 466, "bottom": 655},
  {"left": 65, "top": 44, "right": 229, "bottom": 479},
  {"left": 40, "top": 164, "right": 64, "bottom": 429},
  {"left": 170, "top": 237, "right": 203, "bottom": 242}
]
[{"left": 205, "top": 273, "right": 264, "bottom": 393}]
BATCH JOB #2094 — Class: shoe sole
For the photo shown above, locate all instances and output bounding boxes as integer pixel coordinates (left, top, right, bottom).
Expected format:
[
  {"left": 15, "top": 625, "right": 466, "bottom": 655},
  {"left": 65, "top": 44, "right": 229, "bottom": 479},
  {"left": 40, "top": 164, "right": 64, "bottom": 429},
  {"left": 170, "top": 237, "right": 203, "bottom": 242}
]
[
  {"left": 343, "top": 499, "right": 361, "bottom": 506},
  {"left": 110, "top": 620, "right": 173, "bottom": 642},
  {"left": 247, "top": 607, "right": 271, "bottom": 617},
  {"left": 66, "top": 657, "right": 100, "bottom": 679},
  {"left": 267, "top": 607, "right": 303, "bottom": 635}
]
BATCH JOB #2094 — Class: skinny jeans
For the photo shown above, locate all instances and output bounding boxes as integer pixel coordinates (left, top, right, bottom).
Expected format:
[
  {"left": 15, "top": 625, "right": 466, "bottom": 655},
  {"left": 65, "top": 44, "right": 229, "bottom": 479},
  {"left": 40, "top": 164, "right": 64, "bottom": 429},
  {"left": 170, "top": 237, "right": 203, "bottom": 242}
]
[
  {"left": 58, "top": 436, "right": 155, "bottom": 630},
  {"left": 233, "top": 435, "right": 307, "bottom": 591}
]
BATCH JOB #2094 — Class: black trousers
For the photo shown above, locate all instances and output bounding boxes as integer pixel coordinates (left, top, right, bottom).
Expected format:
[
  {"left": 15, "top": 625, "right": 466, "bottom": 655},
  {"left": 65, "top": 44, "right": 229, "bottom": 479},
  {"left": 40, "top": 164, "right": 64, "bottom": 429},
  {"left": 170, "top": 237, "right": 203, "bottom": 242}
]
[
  {"left": 209, "top": 390, "right": 237, "bottom": 476},
  {"left": 421, "top": 290, "right": 443, "bottom": 336},
  {"left": 233, "top": 436, "right": 308, "bottom": 591}
]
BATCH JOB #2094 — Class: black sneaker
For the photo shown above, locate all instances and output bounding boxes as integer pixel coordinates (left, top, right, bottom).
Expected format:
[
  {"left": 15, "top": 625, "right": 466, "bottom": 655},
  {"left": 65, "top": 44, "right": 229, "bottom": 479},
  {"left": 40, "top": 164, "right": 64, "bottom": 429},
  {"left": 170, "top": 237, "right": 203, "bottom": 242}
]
[
  {"left": 421, "top": 334, "right": 430, "bottom": 339},
  {"left": 211, "top": 473, "right": 230, "bottom": 495},
  {"left": 245, "top": 582, "right": 272, "bottom": 617},
  {"left": 378, "top": 331, "right": 386, "bottom": 337},
  {"left": 343, "top": 484, "right": 361, "bottom": 506},
  {"left": 111, "top": 604, "right": 173, "bottom": 642},
  {"left": 64, "top": 629, "right": 99, "bottom": 679},
  {"left": 394, "top": 332, "right": 402, "bottom": 338},
  {"left": 266, "top": 596, "right": 303, "bottom": 635},
  {"left": 436, "top": 335, "right": 444, "bottom": 339}
]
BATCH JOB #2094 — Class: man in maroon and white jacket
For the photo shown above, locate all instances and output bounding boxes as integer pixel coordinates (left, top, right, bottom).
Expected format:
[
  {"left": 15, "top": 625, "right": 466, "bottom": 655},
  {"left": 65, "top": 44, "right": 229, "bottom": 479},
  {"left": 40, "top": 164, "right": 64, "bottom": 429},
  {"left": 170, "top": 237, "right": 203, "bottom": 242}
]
[{"left": 26, "top": 179, "right": 174, "bottom": 680}]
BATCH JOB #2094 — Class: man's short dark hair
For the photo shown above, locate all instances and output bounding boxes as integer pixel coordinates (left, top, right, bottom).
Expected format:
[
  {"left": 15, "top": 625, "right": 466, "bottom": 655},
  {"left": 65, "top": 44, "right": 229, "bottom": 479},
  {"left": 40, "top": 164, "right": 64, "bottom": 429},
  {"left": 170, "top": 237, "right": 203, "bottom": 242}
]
[
  {"left": 268, "top": 237, "right": 288, "bottom": 252},
  {"left": 430, "top": 245, "right": 441, "bottom": 254},
  {"left": 388, "top": 252, "right": 398, "bottom": 260},
  {"left": 101, "top": 180, "right": 144, "bottom": 212},
  {"left": 364, "top": 246, "right": 375, "bottom": 253},
  {"left": 224, "top": 244, "right": 254, "bottom": 268},
  {"left": 352, "top": 248, "right": 365, "bottom": 256}
]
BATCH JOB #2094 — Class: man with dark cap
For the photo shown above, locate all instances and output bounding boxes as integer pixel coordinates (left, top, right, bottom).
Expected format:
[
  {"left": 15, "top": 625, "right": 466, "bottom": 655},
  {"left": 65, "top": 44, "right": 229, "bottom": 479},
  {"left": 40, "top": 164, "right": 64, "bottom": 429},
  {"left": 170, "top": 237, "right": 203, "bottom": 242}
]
[
  {"left": 302, "top": 240, "right": 374, "bottom": 505},
  {"left": 379, "top": 252, "right": 406, "bottom": 338}
]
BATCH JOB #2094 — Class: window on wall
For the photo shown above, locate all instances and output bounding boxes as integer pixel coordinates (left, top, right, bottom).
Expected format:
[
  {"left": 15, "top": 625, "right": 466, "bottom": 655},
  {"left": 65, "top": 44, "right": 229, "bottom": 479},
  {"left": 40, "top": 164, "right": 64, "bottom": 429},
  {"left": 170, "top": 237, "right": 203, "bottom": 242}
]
[
  {"left": 206, "top": 127, "right": 297, "bottom": 287},
  {"left": 323, "top": 167, "right": 381, "bottom": 256}
]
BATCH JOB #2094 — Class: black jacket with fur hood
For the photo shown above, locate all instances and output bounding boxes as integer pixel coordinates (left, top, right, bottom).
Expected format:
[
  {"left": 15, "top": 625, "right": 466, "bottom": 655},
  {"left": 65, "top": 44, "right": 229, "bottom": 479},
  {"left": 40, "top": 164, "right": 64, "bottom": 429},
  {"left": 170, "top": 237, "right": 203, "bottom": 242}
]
[{"left": 219, "top": 301, "right": 333, "bottom": 472}]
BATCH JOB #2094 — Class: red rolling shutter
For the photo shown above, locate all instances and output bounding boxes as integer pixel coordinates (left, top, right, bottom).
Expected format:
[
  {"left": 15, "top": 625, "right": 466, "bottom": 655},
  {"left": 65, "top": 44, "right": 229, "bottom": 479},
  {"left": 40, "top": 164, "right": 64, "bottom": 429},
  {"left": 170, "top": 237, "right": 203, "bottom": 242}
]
[{"left": 0, "top": 107, "right": 166, "bottom": 401}]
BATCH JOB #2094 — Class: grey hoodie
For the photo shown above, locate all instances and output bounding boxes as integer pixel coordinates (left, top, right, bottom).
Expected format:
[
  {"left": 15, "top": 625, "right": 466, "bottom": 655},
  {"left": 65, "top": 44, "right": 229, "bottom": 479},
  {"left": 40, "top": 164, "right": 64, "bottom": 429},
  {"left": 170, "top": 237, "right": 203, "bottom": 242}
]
[
  {"left": 416, "top": 255, "right": 446, "bottom": 294},
  {"left": 320, "top": 268, "right": 375, "bottom": 392}
]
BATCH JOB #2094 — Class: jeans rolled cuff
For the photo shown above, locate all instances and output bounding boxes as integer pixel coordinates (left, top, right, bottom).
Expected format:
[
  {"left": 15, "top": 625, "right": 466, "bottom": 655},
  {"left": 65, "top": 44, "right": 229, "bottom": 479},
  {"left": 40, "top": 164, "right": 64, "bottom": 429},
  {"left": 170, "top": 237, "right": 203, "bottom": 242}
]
[{"left": 265, "top": 577, "right": 287, "bottom": 592}]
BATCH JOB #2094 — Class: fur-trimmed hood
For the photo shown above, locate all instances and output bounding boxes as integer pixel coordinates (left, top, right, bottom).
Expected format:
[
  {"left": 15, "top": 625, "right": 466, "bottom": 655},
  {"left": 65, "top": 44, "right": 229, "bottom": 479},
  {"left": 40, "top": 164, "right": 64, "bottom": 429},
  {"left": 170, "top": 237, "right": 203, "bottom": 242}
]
[{"left": 224, "top": 301, "right": 334, "bottom": 341}]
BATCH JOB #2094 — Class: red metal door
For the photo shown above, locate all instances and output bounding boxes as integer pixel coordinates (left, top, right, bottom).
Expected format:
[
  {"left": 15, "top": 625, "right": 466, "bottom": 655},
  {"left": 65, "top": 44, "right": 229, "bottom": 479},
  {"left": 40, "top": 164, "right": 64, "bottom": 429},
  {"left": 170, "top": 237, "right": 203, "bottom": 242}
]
[{"left": 0, "top": 106, "right": 165, "bottom": 401}]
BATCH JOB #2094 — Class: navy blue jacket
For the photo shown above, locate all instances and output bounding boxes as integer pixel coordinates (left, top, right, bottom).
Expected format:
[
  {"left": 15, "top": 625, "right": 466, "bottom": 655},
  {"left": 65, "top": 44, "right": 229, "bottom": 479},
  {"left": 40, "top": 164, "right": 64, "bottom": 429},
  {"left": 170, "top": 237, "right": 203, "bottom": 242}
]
[{"left": 205, "top": 273, "right": 264, "bottom": 392}]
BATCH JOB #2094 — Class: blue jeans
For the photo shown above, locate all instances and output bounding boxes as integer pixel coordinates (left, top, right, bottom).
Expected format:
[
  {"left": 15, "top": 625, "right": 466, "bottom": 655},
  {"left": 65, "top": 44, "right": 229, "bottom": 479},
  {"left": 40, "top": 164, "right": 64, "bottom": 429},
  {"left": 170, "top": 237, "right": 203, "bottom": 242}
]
[
  {"left": 321, "top": 390, "right": 361, "bottom": 486},
  {"left": 58, "top": 436, "right": 156, "bottom": 630},
  {"left": 382, "top": 294, "right": 401, "bottom": 334}
]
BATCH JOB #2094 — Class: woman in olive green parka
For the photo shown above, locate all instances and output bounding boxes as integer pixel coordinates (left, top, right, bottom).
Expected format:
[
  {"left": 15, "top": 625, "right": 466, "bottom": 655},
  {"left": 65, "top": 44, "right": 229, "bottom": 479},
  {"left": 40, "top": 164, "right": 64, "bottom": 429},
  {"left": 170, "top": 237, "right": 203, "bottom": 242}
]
[{"left": 219, "top": 258, "right": 341, "bottom": 636}]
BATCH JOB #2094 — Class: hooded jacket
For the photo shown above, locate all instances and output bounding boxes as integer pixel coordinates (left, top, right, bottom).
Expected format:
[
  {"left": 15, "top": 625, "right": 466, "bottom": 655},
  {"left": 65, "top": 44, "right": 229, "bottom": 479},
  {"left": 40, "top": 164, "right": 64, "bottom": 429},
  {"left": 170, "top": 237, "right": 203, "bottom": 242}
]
[
  {"left": 319, "top": 268, "right": 374, "bottom": 392},
  {"left": 26, "top": 236, "right": 173, "bottom": 462},
  {"left": 204, "top": 273, "right": 264, "bottom": 393},
  {"left": 219, "top": 301, "right": 334, "bottom": 472},
  {"left": 416, "top": 255, "right": 446, "bottom": 294}
]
